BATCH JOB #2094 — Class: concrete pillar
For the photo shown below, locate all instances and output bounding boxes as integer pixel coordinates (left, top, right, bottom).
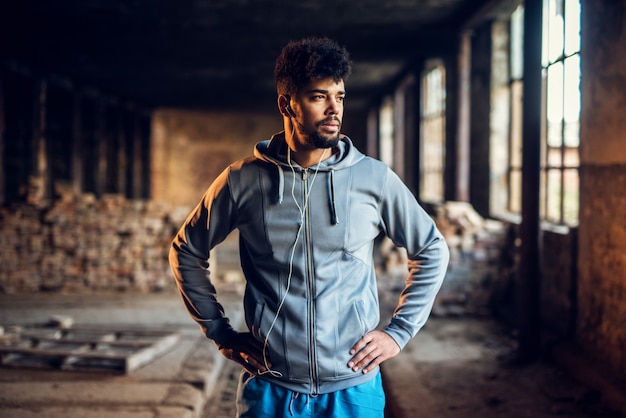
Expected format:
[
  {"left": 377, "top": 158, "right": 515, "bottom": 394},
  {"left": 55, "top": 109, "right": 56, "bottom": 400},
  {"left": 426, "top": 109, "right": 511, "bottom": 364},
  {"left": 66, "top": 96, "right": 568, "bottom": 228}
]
[
  {"left": 34, "top": 78, "right": 50, "bottom": 203},
  {"left": 72, "top": 92, "right": 83, "bottom": 196},
  {"left": 79, "top": 93, "right": 99, "bottom": 195},
  {"left": 139, "top": 113, "right": 152, "bottom": 199},
  {"left": 456, "top": 31, "right": 472, "bottom": 204},
  {"left": 578, "top": 0, "right": 626, "bottom": 377},
  {"left": 469, "top": 22, "right": 493, "bottom": 216},
  {"left": 402, "top": 76, "right": 419, "bottom": 195},
  {"left": 45, "top": 80, "right": 75, "bottom": 197},
  {"left": 518, "top": 0, "right": 543, "bottom": 361},
  {"left": 0, "top": 68, "right": 5, "bottom": 204},
  {"left": 1, "top": 66, "right": 37, "bottom": 203},
  {"left": 444, "top": 50, "right": 460, "bottom": 202}
]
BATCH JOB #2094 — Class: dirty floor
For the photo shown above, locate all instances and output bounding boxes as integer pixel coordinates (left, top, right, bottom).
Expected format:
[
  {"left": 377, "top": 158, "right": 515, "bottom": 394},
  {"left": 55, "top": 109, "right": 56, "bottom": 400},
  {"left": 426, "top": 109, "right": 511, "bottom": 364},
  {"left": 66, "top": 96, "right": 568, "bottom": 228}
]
[{"left": 202, "top": 314, "right": 622, "bottom": 418}]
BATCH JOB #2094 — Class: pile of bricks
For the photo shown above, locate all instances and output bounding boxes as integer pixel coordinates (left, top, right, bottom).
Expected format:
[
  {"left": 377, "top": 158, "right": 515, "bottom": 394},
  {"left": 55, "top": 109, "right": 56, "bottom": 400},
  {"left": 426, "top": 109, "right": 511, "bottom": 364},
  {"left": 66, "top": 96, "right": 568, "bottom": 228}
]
[
  {"left": 377, "top": 201, "right": 509, "bottom": 318},
  {"left": 430, "top": 201, "right": 508, "bottom": 317},
  {"left": 0, "top": 191, "right": 186, "bottom": 293}
]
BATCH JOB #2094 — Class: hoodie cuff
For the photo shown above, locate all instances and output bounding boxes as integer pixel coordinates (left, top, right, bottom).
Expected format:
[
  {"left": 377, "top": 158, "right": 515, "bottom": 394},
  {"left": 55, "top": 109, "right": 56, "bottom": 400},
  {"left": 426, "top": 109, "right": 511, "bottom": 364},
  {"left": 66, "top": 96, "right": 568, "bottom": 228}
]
[
  {"left": 203, "top": 318, "right": 238, "bottom": 346},
  {"left": 382, "top": 324, "right": 411, "bottom": 351}
]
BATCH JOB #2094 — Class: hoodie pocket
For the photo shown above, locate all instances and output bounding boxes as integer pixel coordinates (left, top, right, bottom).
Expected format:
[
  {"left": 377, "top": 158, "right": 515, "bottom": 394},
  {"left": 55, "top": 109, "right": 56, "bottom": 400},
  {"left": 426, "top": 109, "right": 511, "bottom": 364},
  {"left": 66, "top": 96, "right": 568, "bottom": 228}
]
[
  {"left": 251, "top": 303, "right": 282, "bottom": 370},
  {"left": 252, "top": 301, "right": 308, "bottom": 381},
  {"left": 318, "top": 300, "right": 368, "bottom": 379}
]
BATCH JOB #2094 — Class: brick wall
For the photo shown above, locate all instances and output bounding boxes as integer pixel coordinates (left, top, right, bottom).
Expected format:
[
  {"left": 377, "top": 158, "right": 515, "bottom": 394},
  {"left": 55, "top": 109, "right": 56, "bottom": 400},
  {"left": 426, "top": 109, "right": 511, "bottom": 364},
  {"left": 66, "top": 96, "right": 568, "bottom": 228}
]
[
  {"left": 0, "top": 193, "right": 183, "bottom": 293},
  {"left": 578, "top": 165, "right": 626, "bottom": 377},
  {"left": 151, "top": 109, "right": 281, "bottom": 209},
  {"left": 578, "top": 0, "right": 626, "bottom": 379}
]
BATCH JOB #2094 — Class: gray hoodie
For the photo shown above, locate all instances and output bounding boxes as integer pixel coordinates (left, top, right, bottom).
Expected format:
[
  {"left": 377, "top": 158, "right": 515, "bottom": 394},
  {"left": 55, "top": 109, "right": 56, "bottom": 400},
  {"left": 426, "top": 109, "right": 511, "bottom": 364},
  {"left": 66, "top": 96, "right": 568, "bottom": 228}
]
[{"left": 169, "top": 132, "right": 449, "bottom": 395}]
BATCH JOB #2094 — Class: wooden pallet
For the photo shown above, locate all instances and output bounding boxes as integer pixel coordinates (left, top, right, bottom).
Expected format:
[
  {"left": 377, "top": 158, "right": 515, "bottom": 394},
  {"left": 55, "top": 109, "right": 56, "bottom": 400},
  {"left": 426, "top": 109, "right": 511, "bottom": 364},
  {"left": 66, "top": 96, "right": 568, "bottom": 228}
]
[{"left": 0, "top": 326, "right": 180, "bottom": 373}]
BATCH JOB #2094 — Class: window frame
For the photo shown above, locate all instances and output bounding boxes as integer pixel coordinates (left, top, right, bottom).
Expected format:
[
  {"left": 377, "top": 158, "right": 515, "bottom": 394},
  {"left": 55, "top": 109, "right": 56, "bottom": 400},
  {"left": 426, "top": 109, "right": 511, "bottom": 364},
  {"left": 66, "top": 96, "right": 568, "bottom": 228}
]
[
  {"left": 540, "top": 0, "right": 581, "bottom": 226},
  {"left": 419, "top": 60, "right": 446, "bottom": 203}
]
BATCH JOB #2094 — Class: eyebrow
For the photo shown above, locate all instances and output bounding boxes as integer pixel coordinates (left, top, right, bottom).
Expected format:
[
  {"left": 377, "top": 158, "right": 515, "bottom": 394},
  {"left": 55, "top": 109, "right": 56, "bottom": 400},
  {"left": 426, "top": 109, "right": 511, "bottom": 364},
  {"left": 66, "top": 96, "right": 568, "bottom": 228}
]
[
  {"left": 305, "top": 89, "right": 346, "bottom": 95},
  {"left": 306, "top": 89, "right": 346, "bottom": 96}
]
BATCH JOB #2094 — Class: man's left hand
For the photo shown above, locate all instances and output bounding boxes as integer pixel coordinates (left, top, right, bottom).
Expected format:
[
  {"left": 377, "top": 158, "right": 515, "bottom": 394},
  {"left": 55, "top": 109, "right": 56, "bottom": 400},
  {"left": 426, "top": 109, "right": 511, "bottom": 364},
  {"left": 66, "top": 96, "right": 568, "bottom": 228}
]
[{"left": 348, "top": 330, "right": 400, "bottom": 374}]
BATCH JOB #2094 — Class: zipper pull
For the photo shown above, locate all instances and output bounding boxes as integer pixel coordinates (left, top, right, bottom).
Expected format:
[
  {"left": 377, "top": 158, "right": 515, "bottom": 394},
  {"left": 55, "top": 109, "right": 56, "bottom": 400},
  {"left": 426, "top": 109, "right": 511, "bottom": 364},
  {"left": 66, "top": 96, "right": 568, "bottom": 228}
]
[{"left": 302, "top": 169, "right": 308, "bottom": 181}]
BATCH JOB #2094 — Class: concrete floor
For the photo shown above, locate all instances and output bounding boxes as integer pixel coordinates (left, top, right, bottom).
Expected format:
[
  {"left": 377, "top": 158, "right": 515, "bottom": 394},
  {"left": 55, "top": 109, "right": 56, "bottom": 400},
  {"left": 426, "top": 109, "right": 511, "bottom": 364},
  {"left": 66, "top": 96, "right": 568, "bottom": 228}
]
[
  {"left": 0, "top": 290, "right": 623, "bottom": 418},
  {"left": 382, "top": 317, "right": 621, "bottom": 418}
]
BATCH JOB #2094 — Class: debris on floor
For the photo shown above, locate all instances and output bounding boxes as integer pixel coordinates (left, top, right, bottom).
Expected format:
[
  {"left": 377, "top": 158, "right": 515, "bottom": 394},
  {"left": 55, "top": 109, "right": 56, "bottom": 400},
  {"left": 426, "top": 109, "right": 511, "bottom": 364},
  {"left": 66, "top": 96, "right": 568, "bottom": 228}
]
[{"left": 0, "top": 315, "right": 180, "bottom": 373}]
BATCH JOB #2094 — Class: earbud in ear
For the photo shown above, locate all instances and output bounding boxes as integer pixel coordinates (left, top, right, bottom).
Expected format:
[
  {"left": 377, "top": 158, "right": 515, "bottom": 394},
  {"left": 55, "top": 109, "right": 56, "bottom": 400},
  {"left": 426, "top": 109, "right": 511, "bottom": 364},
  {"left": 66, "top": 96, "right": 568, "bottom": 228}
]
[{"left": 279, "top": 95, "right": 295, "bottom": 117}]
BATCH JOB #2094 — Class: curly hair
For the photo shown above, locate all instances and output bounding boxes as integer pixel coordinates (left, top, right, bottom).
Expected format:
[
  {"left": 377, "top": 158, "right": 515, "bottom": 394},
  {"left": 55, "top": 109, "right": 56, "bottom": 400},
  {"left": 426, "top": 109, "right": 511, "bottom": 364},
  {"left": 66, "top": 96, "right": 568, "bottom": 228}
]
[{"left": 274, "top": 37, "right": 352, "bottom": 96}]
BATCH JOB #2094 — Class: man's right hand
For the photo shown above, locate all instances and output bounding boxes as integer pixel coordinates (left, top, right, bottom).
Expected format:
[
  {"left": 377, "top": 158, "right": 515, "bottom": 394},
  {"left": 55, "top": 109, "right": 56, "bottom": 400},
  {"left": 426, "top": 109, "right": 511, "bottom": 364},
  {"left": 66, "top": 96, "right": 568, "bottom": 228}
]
[{"left": 216, "top": 332, "right": 271, "bottom": 375}]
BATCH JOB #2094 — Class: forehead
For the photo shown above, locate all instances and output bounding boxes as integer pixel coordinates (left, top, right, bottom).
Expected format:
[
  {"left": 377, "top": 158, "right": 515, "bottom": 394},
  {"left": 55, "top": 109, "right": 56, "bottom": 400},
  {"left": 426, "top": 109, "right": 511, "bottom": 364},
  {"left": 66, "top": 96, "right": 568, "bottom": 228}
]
[{"left": 300, "top": 78, "right": 345, "bottom": 95}]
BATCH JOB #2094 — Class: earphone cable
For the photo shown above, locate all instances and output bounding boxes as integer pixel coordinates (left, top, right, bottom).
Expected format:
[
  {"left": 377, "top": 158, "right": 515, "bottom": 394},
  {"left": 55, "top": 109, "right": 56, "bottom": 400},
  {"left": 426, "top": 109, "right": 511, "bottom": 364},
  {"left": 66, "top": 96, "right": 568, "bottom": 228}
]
[{"left": 259, "top": 146, "right": 326, "bottom": 377}]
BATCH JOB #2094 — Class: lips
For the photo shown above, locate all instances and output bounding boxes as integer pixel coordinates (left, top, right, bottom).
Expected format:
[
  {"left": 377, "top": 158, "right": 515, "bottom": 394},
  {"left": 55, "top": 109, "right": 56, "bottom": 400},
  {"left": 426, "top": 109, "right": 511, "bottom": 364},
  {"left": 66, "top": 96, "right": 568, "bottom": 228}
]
[{"left": 319, "top": 118, "right": 340, "bottom": 128}]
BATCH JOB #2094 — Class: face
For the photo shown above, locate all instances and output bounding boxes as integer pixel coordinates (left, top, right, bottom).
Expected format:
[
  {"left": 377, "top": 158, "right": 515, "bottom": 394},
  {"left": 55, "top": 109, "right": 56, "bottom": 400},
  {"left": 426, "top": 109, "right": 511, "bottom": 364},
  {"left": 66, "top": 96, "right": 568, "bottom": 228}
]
[{"left": 290, "top": 78, "right": 345, "bottom": 150}]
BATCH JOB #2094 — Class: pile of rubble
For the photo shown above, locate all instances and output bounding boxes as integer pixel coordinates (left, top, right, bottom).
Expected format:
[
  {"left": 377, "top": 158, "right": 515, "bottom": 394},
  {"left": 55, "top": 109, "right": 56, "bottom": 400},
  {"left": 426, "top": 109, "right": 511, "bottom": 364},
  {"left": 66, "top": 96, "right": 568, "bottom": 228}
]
[
  {"left": 0, "top": 190, "right": 187, "bottom": 293},
  {"left": 377, "top": 201, "right": 511, "bottom": 318},
  {"left": 432, "top": 201, "right": 510, "bottom": 317}
]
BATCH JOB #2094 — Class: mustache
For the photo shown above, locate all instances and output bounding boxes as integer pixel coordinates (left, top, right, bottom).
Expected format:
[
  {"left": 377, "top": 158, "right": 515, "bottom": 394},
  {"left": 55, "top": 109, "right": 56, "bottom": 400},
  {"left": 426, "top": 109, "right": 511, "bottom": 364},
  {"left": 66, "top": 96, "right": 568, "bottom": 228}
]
[{"left": 317, "top": 116, "right": 341, "bottom": 126}]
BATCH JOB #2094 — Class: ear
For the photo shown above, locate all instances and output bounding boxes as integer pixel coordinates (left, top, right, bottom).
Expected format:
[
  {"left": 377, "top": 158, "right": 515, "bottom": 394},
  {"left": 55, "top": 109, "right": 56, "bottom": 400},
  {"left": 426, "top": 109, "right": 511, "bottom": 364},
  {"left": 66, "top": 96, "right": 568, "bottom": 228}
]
[{"left": 278, "top": 94, "right": 293, "bottom": 117}]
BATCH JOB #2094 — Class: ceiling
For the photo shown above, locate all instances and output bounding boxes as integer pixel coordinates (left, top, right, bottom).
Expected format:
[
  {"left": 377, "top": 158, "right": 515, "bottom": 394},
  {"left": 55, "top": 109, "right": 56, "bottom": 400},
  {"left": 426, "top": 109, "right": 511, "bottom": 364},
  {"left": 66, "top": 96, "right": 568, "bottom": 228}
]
[{"left": 1, "top": 0, "right": 498, "bottom": 114}]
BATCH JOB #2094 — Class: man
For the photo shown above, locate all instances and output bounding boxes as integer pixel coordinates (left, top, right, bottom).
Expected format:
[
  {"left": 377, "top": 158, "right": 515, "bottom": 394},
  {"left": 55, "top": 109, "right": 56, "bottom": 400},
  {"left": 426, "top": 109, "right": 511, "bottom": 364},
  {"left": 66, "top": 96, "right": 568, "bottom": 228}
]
[{"left": 169, "top": 37, "right": 449, "bottom": 417}]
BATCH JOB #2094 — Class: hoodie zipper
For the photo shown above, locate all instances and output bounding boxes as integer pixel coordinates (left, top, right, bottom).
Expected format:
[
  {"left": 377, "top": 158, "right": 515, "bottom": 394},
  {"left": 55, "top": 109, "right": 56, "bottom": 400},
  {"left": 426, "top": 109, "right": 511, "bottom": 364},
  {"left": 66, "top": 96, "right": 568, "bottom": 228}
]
[{"left": 302, "top": 168, "right": 319, "bottom": 395}]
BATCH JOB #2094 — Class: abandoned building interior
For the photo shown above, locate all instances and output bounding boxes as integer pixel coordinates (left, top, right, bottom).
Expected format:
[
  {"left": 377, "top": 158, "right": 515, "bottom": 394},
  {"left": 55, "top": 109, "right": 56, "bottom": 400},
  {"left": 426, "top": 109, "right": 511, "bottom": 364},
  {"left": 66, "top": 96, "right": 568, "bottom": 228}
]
[{"left": 1, "top": 0, "right": 625, "bottom": 417}]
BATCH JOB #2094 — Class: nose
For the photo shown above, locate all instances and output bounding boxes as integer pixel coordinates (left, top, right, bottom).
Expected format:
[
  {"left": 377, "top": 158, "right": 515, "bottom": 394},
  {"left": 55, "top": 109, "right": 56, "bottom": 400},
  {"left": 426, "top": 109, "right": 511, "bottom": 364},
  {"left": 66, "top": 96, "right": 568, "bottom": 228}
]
[{"left": 327, "top": 98, "right": 341, "bottom": 115}]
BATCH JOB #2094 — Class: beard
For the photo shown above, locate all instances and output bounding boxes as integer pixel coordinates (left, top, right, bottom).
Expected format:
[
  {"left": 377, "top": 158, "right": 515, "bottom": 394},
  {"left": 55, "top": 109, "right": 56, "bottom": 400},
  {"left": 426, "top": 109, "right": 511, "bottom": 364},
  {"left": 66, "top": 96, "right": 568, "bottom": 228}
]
[
  {"left": 305, "top": 117, "right": 342, "bottom": 149},
  {"left": 308, "top": 131, "right": 340, "bottom": 149}
]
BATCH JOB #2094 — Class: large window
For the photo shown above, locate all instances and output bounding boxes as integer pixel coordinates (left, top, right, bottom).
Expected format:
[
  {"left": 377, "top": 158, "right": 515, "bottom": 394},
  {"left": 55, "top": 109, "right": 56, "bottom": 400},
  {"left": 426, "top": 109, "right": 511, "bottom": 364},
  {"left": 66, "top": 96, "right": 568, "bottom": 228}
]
[
  {"left": 490, "top": 0, "right": 580, "bottom": 226},
  {"left": 541, "top": 0, "right": 581, "bottom": 225},
  {"left": 420, "top": 61, "right": 446, "bottom": 202},
  {"left": 490, "top": 5, "right": 524, "bottom": 217}
]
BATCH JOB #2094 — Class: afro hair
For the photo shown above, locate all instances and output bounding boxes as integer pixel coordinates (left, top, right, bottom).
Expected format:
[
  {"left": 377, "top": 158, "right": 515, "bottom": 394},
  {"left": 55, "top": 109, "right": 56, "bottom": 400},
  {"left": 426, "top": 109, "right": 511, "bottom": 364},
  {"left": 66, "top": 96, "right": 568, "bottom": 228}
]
[{"left": 274, "top": 37, "right": 352, "bottom": 96}]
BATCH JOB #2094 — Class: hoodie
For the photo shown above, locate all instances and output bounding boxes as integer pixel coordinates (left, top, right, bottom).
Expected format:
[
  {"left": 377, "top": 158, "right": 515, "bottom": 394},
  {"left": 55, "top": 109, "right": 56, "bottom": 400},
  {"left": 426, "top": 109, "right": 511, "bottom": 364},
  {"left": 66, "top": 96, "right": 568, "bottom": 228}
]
[{"left": 169, "top": 132, "right": 449, "bottom": 395}]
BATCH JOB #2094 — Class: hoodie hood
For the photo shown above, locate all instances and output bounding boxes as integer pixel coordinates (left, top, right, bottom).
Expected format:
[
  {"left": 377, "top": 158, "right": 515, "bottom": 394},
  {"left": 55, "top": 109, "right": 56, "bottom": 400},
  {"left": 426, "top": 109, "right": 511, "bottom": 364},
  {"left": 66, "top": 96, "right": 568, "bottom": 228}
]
[
  {"left": 253, "top": 132, "right": 365, "bottom": 224},
  {"left": 253, "top": 131, "right": 364, "bottom": 171}
]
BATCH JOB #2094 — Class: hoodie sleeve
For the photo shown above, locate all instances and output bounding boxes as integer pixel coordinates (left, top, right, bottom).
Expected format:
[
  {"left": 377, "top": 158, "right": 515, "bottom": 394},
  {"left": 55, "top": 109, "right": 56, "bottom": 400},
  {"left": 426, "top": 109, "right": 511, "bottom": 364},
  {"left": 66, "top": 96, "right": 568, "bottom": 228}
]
[
  {"left": 378, "top": 168, "right": 450, "bottom": 349},
  {"left": 169, "top": 167, "right": 239, "bottom": 345}
]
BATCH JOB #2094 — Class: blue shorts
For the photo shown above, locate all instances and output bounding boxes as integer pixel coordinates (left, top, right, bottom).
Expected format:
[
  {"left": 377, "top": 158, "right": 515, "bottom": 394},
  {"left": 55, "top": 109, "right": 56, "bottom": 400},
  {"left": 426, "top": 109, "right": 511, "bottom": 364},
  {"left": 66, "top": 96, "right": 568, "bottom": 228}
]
[{"left": 236, "top": 370, "right": 386, "bottom": 417}]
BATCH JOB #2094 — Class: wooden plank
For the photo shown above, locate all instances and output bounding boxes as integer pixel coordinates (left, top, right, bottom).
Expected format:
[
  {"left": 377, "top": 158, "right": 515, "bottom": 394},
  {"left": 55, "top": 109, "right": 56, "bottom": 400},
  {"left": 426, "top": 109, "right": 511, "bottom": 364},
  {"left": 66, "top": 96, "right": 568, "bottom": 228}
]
[
  {"left": 0, "top": 327, "right": 180, "bottom": 373},
  {"left": 0, "top": 346, "right": 130, "bottom": 360},
  {"left": 19, "top": 335, "right": 163, "bottom": 348},
  {"left": 124, "top": 332, "right": 180, "bottom": 373}
]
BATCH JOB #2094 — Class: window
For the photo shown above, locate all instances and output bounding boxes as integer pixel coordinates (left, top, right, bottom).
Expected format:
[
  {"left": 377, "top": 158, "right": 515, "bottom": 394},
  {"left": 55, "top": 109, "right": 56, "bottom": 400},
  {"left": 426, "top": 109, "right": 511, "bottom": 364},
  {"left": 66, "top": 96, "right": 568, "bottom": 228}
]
[
  {"left": 420, "top": 61, "right": 446, "bottom": 202},
  {"left": 541, "top": 0, "right": 581, "bottom": 225},
  {"left": 490, "top": 5, "right": 524, "bottom": 218},
  {"left": 379, "top": 96, "right": 394, "bottom": 168},
  {"left": 509, "top": 5, "right": 524, "bottom": 216}
]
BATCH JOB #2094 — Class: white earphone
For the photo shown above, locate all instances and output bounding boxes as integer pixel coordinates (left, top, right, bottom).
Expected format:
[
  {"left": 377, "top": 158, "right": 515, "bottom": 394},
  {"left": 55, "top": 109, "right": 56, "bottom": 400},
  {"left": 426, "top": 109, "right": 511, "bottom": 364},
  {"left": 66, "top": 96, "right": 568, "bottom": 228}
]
[{"left": 259, "top": 147, "right": 326, "bottom": 378}]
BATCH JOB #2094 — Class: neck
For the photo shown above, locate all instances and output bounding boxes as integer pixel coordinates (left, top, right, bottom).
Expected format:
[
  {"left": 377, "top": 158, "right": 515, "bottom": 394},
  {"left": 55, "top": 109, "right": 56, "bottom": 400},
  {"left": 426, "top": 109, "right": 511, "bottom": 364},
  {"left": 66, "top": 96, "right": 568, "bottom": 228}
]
[
  {"left": 288, "top": 147, "right": 328, "bottom": 168},
  {"left": 284, "top": 122, "right": 333, "bottom": 168}
]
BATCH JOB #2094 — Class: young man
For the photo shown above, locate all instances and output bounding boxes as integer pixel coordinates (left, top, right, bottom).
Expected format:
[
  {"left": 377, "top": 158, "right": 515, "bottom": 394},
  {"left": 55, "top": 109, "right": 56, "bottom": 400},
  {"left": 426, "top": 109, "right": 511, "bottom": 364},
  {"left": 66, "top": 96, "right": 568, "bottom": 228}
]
[{"left": 169, "top": 37, "right": 449, "bottom": 417}]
